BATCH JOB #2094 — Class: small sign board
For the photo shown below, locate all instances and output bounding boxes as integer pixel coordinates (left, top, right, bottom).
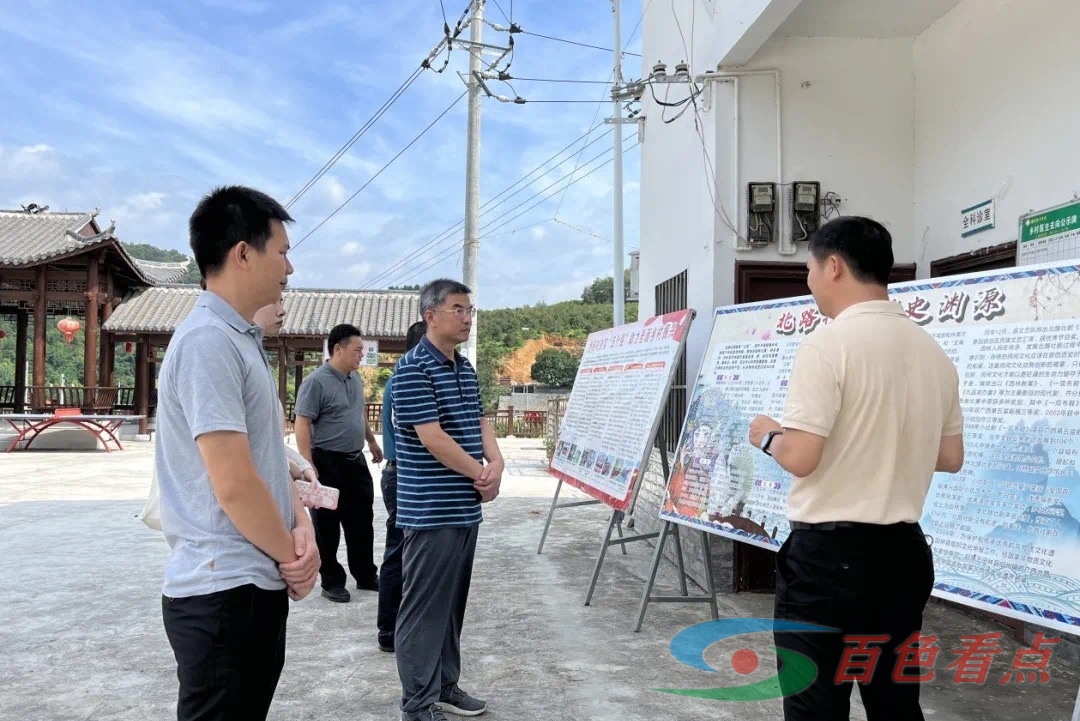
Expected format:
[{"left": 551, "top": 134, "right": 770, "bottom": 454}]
[
  {"left": 961, "top": 199, "right": 995, "bottom": 237},
  {"left": 1018, "top": 198, "right": 1080, "bottom": 265}
]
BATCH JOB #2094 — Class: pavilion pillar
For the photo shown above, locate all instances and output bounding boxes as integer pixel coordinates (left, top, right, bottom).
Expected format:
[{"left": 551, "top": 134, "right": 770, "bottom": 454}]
[
  {"left": 150, "top": 341, "right": 158, "bottom": 412},
  {"left": 83, "top": 252, "right": 100, "bottom": 392},
  {"left": 136, "top": 338, "right": 149, "bottom": 434},
  {"left": 293, "top": 350, "right": 304, "bottom": 396},
  {"left": 14, "top": 309, "right": 28, "bottom": 413},
  {"left": 277, "top": 340, "right": 288, "bottom": 410},
  {"left": 99, "top": 272, "right": 115, "bottom": 388},
  {"left": 32, "top": 266, "right": 46, "bottom": 409}
]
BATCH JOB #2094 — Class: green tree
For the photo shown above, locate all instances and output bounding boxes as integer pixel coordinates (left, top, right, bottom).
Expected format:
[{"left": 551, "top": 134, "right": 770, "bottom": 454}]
[
  {"left": 531, "top": 348, "right": 580, "bottom": 389},
  {"left": 475, "top": 340, "right": 509, "bottom": 412},
  {"left": 581, "top": 269, "right": 632, "bottom": 304}
]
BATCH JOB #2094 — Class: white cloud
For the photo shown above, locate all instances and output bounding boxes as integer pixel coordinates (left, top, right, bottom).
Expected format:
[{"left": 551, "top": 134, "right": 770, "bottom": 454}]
[
  {"left": 120, "top": 191, "right": 167, "bottom": 214},
  {"left": 322, "top": 176, "right": 349, "bottom": 205},
  {"left": 0, "top": 0, "right": 645, "bottom": 308}
]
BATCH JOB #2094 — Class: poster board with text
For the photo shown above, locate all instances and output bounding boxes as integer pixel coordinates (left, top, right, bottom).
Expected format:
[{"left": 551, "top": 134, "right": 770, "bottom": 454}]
[
  {"left": 548, "top": 309, "right": 694, "bottom": 511},
  {"left": 658, "top": 262, "right": 1080, "bottom": 635}
]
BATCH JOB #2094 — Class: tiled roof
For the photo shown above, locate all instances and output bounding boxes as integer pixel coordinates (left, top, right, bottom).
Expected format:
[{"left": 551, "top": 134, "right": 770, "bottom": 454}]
[
  {"left": 102, "top": 285, "right": 421, "bottom": 338},
  {"left": 0, "top": 209, "right": 100, "bottom": 265},
  {"left": 131, "top": 258, "right": 192, "bottom": 284},
  {"left": 0, "top": 207, "right": 188, "bottom": 286}
]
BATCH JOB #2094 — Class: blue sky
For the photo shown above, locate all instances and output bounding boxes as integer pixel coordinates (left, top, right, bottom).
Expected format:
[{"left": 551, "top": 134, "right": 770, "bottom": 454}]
[{"left": 0, "top": 0, "right": 643, "bottom": 308}]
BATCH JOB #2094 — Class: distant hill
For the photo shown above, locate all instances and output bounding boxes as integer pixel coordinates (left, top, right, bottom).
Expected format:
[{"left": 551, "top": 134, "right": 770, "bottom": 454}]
[{"left": 0, "top": 240, "right": 638, "bottom": 413}]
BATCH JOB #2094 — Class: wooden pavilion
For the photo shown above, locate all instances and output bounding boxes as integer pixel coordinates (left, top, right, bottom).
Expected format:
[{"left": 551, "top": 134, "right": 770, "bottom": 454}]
[
  {"left": 0, "top": 204, "right": 190, "bottom": 420},
  {"left": 101, "top": 284, "right": 421, "bottom": 433}
]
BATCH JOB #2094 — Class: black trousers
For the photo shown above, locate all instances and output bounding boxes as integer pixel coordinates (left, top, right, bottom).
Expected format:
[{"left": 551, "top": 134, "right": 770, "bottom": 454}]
[
  {"left": 310, "top": 447, "right": 377, "bottom": 589},
  {"left": 396, "top": 525, "right": 479, "bottom": 714},
  {"left": 162, "top": 584, "right": 289, "bottom": 721},
  {"left": 773, "top": 522, "right": 935, "bottom": 721},
  {"left": 378, "top": 462, "right": 405, "bottom": 646}
]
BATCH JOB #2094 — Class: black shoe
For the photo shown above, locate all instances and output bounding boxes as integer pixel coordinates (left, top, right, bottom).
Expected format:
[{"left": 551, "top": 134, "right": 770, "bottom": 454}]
[
  {"left": 321, "top": 586, "right": 350, "bottom": 603},
  {"left": 379, "top": 639, "right": 395, "bottom": 653},
  {"left": 357, "top": 575, "right": 379, "bottom": 591}
]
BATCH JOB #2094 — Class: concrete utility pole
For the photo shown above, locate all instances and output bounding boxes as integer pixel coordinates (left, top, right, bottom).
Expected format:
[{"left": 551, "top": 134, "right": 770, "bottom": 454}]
[
  {"left": 462, "top": 0, "right": 484, "bottom": 367},
  {"left": 611, "top": 0, "right": 625, "bottom": 327}
]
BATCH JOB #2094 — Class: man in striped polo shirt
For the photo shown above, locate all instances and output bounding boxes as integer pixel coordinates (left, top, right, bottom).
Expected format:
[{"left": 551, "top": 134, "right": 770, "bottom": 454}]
[{"left": 391, "top": 278, "right": 504, "bottom": 721}]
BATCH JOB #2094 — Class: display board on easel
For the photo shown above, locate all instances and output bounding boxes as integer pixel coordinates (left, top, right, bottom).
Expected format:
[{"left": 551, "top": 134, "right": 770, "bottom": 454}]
[
  {"left": 546, "top": 308, "right": 694, "bottom": 511},
  {"left": 655, "top": 260, "right": 1080, "bottom": 637},
  {"left": 537, "top": 309, "right": 711, "bottom": 608}
]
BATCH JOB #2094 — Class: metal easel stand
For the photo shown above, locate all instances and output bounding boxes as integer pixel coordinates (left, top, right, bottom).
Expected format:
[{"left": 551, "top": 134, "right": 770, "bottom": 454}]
[
  {"left": 536, "top": 477, "right": 628, "bottom": 556},
  {"left": 632, "top": 439, "right": 719, "bottom": 631},
  {"left": 581, "top": 434, "right": 678, "bottom": 607},
  {"left": 633, "top": 522, "right": 720, "bottom": 631}
]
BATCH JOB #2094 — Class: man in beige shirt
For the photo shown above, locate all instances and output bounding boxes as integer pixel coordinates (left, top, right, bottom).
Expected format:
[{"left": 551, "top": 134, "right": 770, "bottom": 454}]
[{"left": 748, "top": 216, "right": 964, "bottom": 721}]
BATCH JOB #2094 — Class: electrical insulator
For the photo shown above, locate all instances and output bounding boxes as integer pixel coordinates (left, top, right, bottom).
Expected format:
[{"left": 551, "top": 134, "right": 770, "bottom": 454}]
[
  {"left": 674, "top": 62, "right": 690, "bottom": 79},
  {"left": 652, "top": 62, "right": 667, "bottom": 80}
]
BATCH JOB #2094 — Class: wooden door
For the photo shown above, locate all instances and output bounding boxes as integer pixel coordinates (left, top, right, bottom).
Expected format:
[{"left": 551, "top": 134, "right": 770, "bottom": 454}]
[{"left": 930, "top": 241, "right": 1016, "bottom": 277}]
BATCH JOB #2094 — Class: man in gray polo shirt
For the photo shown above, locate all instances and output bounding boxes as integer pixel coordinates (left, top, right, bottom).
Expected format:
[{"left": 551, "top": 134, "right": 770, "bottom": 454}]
[
  {"left": 156, "top": 185, "right": 320, "bottom": 721},
  {"left": 295, "top": 322, "right": 384, "bottom": 603}
]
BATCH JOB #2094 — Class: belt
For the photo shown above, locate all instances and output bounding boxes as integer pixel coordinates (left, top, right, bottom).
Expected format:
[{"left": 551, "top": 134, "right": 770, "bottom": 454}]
[
  {"left": 789, "top": 520, "right": 919, "bottom": 532},
  {"left": 314, "top": 447, "right": 365, "bottom": 461}
]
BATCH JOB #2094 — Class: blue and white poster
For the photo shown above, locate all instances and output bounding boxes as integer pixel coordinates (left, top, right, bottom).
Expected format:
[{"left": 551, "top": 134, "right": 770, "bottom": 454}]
[{"left": 659, "top": 261, "right": 1080, "bottom": 636}]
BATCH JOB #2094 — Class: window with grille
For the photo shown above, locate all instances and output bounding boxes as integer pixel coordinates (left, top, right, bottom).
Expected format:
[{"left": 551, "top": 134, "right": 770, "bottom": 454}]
[{"left": 655, "top": 270, "right": 688, "bottom": 454}]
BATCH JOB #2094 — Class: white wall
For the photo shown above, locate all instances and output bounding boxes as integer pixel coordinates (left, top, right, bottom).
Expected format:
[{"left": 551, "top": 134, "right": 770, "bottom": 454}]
[
  {"left": 913, "top": 0, "right": 1080, "bottom": 272},
  {"left": 710, "top": 36, "right": 917, "bottom": 308},
  {"left": 641, "top": 5, "right": 917, "bottom": 382},
  {"left": 638, "top": 0, "right": 723, "bottom": 385}
]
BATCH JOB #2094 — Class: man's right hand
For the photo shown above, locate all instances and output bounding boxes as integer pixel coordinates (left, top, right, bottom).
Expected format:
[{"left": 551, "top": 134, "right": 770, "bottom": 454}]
[{"left": 474, "top": 458, "right": 503, "bottom": 503}]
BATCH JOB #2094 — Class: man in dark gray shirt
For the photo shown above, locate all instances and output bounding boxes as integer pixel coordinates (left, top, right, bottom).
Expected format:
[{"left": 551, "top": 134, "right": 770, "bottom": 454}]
[
  {"left": 294, "top": 323, "right": 384, "bottom": 603},
  {"left": 156, "top": 185, "right": 320, "bottom": 721}
]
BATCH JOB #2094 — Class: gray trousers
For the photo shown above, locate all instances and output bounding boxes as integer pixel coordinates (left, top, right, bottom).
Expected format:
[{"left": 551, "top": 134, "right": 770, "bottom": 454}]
[{"left": 396, "top": 524, "right": 479, "bottom": 714}]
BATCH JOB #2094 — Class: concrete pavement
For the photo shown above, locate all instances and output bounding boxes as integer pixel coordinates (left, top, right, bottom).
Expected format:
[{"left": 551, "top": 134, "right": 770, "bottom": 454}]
[{"left": 1, "top": 438, "right": 1077, "bottom": 720}]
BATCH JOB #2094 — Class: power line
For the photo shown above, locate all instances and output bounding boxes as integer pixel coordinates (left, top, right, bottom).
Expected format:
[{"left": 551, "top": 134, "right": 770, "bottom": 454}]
[
  {"left": 381, "top": 138, "right": 639, "bottom": 288},
  {"left": 291, "top": 90, "right": 468, "bottom": 252},
  {"left": 385, "top": 142, "right": 640, "bottom": 289},
  {"left": 478, "top": 138, "right": 636, "bottom": 238},
  {"left": 490, "top": 0, "right": 510, "bottom": 24},
  {"left": 372, "top": 132, "right": 622, "bottom": 288},
  {"left": 284, "top": 3, "right": 481, "bottom": 211},
  {"left": 284, "top": 67, "right": 423, "bottom": 210},
  {"left": 554, "top": 70, "right": 614, "bottom": 218},
  {"left": 362, "top": 121, "right": 612, "bottom": 288},
  {"left": 518, "top": 30, "right": 641, "bottom": 57},
  {"left": 552, "top": 0, "right": 650, "bottom": 222},
  {"left": 500, "top": 76, "right": 613, "bottom": 84},
  {"left": 517, "top": 99, "right": 623, "bottom": 104}
]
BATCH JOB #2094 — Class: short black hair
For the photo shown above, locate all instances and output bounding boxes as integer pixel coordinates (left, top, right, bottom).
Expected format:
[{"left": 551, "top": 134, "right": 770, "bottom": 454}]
[
  {"left": 327, "top": 323, "right": 361, "bottom": 354},
  {"left": 807, "top": 216, "right": 894, "bottom": 286},
  {"left": 405, "top": 320, "right": 427, "bottom": 351},
  {"left": 189, "top": 185, "right": 294, "bottom": 278}
]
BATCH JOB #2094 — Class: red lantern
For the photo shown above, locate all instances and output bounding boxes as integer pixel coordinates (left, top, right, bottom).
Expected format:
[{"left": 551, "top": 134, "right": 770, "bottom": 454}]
[
  {"left": 57, "top": 317, "right": 81, "bottom": 344},
  {"left": 125, "top": 341, "right": 134, "bottom": 353},
  {"left": 0, "top": 329, "right": 6, "bottom": 340}
]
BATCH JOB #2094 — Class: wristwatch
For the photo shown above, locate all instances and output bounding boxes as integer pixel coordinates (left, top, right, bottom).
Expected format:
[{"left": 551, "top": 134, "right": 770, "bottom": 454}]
[{"left": 760, "top": 430, "right": 783, "bottom": 456}]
